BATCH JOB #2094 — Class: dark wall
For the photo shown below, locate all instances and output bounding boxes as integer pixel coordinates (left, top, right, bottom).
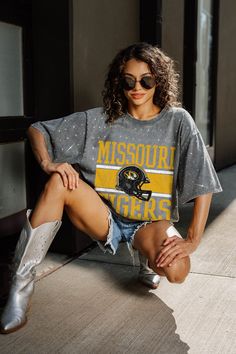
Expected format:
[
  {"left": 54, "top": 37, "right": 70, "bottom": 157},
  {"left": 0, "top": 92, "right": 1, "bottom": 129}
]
[
  {"left": 28, "top": 1, "right": 92, "bottom": 254},
  {"left": 215, "top": 0, "right": 236, "bottom": 169},
  {"left": 32, "top": 0, "right": 71, "bottom": 120},
  {"left": 162, "top": 0, "right": 185, "bottom": 101},
  {"left": 28, "top": 0, "right": 72, "bottom": 208},
  {"left": 72, "top": 0, "right": 140, "bottom": 111}
]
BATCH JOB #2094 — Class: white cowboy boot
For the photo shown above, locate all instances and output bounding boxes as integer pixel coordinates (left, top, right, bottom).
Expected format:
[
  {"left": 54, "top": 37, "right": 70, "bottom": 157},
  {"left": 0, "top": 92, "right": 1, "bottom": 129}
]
[
  {"left": 138, "top": 252, "right": 161, "bottom": 289},
  {"left": 0, "top": 210, "right": 61, "bottom": 334}
]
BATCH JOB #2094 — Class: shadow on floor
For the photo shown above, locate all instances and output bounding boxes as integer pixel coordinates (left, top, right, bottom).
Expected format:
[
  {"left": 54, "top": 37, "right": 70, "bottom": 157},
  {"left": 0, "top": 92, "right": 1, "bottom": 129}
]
[
  {"left": 0, "top": 234, "right": 18, "bottom": 307},
  {"left": 0, "top": 258, "right": 190, "bottom": 354},
  {"left": 70, "top": 259, "right": 191, "bottom": 353}
]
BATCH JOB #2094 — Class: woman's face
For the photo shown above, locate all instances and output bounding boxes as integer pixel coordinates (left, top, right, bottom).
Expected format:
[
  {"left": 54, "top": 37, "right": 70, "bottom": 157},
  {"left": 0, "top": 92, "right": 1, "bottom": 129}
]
[{"left": 122, "top": 59, "right": 157, "bottom": 108}]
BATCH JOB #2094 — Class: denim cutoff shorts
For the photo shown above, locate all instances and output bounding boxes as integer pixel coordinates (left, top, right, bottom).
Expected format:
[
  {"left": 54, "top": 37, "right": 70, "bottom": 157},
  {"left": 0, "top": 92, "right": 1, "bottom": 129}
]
[
  {"left": 96, "top": 208, "right": 182, "bottom": 265},
  {"left": 96, "top": 209, "right": 150, "bottom": 264}
]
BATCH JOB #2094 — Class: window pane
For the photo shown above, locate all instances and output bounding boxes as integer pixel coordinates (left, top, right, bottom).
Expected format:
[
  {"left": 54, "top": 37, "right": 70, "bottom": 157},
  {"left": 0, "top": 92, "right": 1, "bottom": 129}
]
[
  {"left": 195, "top": 0, "right": 213, "bottom": 146},
  {"left": 0, "top": 142, "right": 26, "bottom": 218},
  {"left": 0, "top": 22, "right": 23, "bottom": 116}
]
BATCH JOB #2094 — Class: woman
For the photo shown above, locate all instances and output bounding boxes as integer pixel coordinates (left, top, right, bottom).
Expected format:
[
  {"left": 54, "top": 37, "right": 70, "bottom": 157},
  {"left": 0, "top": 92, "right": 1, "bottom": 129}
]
[{"left": 0, "top": 43, "right": 222, "bottom": 334}]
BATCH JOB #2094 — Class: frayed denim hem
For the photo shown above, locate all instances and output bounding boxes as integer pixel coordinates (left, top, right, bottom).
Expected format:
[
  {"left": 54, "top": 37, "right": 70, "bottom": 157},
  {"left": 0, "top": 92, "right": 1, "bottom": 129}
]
[
  {"left": 96, "top": 210, "right": 116, "bottom": 255},
  {"left": 128, "top": 221, "right": 152, "bottom": 266}
]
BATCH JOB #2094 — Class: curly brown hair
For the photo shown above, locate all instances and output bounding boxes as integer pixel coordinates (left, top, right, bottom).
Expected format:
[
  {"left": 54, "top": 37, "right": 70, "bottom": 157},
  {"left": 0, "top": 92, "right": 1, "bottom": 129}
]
[{"left": 102, "top": 42, "right": 181, "bottom": 123}]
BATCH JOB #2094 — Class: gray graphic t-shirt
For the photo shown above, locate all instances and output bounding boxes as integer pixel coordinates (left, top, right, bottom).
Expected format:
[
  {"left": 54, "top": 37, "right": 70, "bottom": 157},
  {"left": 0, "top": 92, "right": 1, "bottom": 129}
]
[{"left": 32, "top": 106, "right": 222, "bottom": 222}]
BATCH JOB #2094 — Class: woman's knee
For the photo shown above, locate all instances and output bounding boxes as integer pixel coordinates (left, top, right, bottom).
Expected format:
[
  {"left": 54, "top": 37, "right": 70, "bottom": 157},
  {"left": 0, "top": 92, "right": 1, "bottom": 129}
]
[
  {"left": 44, "top": 173, "right": 66, "bottom": 196},
  {"left": 165, "top": 256, "right": 191, "bottom": 284},
  {"left": 166, "top": 272, "right": 186, "bottom": 284}
]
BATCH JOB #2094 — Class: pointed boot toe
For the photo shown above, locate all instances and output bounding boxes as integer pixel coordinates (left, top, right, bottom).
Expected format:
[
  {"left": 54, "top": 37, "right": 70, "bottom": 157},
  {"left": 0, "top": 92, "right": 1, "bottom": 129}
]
[
  {"left": 0, "top": 309, "right": 27, "bottom": 334},
  {"left": 138, "top": 273, "right": 161, "bottom": 289}
]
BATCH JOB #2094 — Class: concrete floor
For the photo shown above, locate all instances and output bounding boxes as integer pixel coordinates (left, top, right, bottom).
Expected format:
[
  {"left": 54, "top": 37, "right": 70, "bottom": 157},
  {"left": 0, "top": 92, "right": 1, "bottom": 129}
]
[{"left": 0, "top": 165, "right": 236, "bottom": 353}]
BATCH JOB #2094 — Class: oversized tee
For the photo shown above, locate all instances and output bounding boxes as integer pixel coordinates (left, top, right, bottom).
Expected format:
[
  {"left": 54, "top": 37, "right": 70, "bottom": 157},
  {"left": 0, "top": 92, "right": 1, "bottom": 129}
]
[{"left": 32, "top": 106, "right": 222, "bottom": 222}]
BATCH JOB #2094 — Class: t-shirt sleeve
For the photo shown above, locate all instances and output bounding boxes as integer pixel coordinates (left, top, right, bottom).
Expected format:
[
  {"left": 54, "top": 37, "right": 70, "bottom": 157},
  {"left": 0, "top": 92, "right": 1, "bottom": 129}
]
[
  {"left": 31, "top": 111, "right": 87, "bottom": 164},
  {"left": 177, "top": 111, "right": 222, "bottom": 204}
]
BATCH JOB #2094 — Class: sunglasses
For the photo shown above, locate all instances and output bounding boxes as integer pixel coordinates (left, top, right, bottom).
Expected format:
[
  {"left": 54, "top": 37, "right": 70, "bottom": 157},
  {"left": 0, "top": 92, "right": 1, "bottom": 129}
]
[{"left": 121, "top": 75, "right": 156, "bottom": 91}]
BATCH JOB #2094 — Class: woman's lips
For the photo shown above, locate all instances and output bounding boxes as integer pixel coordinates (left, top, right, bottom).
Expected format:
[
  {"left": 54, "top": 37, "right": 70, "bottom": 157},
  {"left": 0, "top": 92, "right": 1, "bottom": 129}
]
[{"left": 130, "top": 93, "right": 145, "bottom": 99}]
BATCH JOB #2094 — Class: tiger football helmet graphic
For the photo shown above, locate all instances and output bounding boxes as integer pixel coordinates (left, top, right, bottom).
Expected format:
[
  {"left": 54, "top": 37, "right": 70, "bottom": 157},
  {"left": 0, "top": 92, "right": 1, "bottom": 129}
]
[{"left": 116, "top": 165, "right": 152, "bottom": 201}]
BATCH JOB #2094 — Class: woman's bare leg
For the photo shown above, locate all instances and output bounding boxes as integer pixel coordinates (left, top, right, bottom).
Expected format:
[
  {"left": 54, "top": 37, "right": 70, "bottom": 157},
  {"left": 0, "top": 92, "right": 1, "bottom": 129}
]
[
  {"left": 0, "top": 173, "right": 111, "bottom": 334},
  {"left": 133, "top": 221, "right": 190, "bottom": 283},
  {"left": 30, "top": 173, "right": 109, "bottom": 241}
]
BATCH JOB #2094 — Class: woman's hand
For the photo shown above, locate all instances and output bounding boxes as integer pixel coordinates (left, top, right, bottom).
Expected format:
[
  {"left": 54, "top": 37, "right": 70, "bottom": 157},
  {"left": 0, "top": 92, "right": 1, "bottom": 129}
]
[
  {"left": 41, "top": 160, "right": 80, "bottom": 190},
  {"left": 156, "top": 194, "right": 212, "bottom": 268},
  {"left": 156, "top": 236, "right": 197, "bottom": 268}
]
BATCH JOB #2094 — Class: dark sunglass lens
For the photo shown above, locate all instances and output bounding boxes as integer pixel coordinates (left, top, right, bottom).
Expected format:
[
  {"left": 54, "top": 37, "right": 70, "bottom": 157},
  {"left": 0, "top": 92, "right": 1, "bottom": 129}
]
[
  {"left": 141, "top": 76, "right": 156, "bottom": 89},
  {"left": 122, "top": 77, "right": 135, "bottom": 90}
]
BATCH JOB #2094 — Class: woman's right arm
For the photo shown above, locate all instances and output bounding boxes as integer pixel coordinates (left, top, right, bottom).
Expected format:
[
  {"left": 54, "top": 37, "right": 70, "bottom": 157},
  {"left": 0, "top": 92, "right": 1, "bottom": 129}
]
[{"left": 27, "top": 126, "right": 80, "bottom": 190}]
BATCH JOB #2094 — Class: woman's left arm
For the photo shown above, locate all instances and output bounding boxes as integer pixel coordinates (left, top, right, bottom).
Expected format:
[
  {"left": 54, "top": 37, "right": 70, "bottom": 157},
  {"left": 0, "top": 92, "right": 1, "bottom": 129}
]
[{"left": 156, "top": 193, "right": 213, "bottom": 267}]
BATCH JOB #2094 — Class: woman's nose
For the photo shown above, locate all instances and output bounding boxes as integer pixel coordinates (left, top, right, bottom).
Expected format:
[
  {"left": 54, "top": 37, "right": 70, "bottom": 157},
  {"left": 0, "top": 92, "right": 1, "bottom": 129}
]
[{"left": 134, "top": 80, "right": 142, "bottom": 90}]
